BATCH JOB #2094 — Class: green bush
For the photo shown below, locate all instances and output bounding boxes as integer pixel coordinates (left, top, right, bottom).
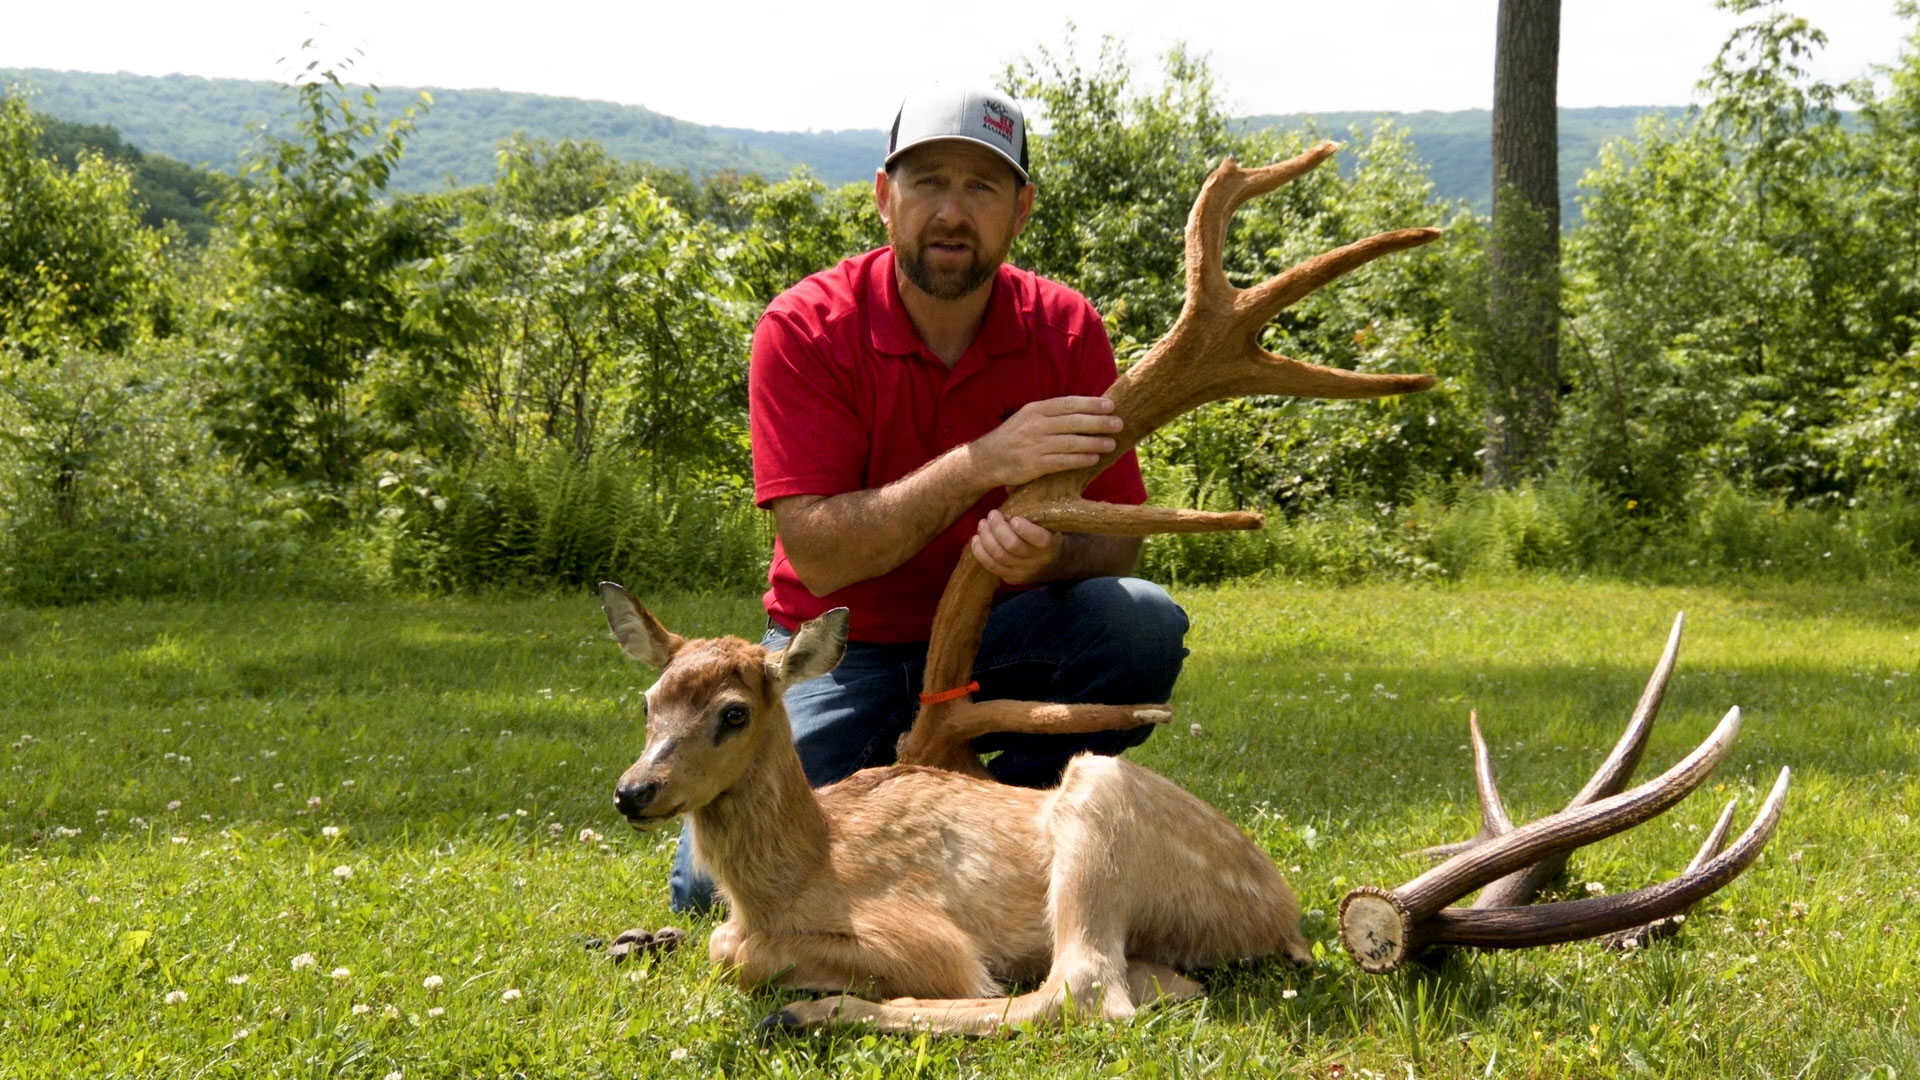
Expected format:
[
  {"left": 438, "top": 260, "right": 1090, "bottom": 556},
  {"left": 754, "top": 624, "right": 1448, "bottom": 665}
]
[{"left": 368, "top": 449, "right": 770, "bottom": 595}]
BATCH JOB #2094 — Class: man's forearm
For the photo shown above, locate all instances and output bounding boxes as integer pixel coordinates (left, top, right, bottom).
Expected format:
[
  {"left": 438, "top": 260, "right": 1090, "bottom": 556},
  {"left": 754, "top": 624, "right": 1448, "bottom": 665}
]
[{"left": 774, "top": 444, "right": 999, "bottom": 596}]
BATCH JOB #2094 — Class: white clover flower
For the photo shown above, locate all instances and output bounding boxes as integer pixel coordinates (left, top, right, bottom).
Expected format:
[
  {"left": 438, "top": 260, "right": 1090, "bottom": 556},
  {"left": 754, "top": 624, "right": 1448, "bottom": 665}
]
[
  {"left": 227, "top": 974, "right": 250, "bottom": 986},
  {"left": 341, "top": 780, "right": 355, "bottom": 789},
  {"left": 332, "top": 865, "right": 354, "bottom": 880},
  {"left": 500, "top": 988, "right": 522, "bottom": 1003},
  {"left": 426, "top": 1006, "right": 445, "bottom": 1018},
  {"left": 307, "top": 796, "right": 323, "bottom": 807},
  {"left": 670, "top": 1047, "right": 689, "bottom": 1061},
  {"left": 1282, "top": 988, "right": 1299, "bottom": 1000},
  {"left": 385, "top": 1072, "right": 404, "bottom": 1080},
  {"left": 578, "top": 828, "right": 603, "bottom": 843},
  {"left": 234, "top": 1028, "right": 250, "bottom": 1040},
  {"left": 1585, "top": 881, "right": 1607, "bottom": 895},
  {"left": 351, "top": 1003, "right": 371, "bottom": 1015},
  {"left": 291, "top": 953, "right": 316, "bottom": 971},
  {"left": 331, "top": 967, "right": 352, "bottom": 980},
  {"left": 170, "top": 836, "right": 189, "bottom": 845},
  {"left": 167, "top": 800, "right": 183, "bottom": 811},
  {"left": 321, "top": 826, "right": 341, "bottom": 838},
  {"left": 164, "top": 990, "right": 187, "bottom": 1005},
  {"left": 422, "top": 975, "right": 444, "bottom": 991},
  {"left": 86, "top": 895, "right": 101, "bottom": 904}
]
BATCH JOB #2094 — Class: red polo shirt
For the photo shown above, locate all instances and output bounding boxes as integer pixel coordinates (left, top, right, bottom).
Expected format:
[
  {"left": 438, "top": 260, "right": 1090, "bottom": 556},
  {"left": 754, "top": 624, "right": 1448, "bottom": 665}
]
[{"left": 750, "top": 247, "right": 1147, "bottom": 644}]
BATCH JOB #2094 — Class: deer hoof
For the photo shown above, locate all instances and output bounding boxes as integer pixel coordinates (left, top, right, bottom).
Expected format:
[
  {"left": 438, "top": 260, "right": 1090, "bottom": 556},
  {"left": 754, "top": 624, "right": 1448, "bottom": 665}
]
[{"left": 757, "top": 1007, "right": 807, "bottom": 1035}]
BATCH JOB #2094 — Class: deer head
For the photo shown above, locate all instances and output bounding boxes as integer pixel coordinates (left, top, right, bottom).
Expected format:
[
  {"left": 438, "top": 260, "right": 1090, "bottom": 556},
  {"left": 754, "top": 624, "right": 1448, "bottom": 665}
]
[{"left": 599, "top": 581, "right": 848, "bottom": 827}]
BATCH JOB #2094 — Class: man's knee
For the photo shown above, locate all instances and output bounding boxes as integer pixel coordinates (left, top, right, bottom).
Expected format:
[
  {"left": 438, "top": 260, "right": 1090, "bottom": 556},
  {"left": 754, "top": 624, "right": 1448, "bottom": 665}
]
[
  {"left": 1068, "top": 577, "right": 1189, "bottom": 694},
  {"left": 1095, "top": 576, "right": 1188, "bottom": 655}
]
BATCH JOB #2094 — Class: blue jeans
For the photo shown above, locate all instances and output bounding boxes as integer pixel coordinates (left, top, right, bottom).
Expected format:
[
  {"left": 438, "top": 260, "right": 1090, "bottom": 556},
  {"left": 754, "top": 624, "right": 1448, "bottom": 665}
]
[{"left": 667, "top": 576, "right": 1189, "bottom": 913}]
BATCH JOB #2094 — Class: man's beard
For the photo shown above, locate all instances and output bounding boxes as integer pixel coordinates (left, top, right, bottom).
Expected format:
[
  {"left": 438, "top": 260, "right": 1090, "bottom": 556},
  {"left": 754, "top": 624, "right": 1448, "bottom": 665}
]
[{"left": 896, "top": 228, "right": 1004, "bottom": 301}]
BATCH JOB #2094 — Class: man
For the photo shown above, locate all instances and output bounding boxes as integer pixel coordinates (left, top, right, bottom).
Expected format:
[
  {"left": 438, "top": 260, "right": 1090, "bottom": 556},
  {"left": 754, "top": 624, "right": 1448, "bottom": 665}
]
[{"left": 670, "top": 84, "right": 1188, "bottom": 912}]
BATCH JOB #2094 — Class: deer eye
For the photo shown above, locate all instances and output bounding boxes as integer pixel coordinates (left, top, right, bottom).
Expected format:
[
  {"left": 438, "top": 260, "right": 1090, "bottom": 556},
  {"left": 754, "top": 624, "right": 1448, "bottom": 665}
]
[{"left": 719, "top": 703, "right": 749, "bottom": 728}]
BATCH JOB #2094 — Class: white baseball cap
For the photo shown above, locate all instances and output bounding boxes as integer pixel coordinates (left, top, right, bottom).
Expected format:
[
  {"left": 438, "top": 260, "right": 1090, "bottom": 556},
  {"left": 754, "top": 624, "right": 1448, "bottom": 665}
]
[{"left": 884, "top": 84, "right": 1029, "bottom": 184}]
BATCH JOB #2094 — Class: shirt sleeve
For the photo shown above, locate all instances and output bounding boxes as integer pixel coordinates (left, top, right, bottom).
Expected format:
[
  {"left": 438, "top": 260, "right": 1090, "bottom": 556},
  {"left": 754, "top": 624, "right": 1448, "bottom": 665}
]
[
  {"left": 749, "top": 310, "right": 869, "bottom": 508},
  {"left": 1071, "top": 303, "right": 1149, "bottom": 507}
]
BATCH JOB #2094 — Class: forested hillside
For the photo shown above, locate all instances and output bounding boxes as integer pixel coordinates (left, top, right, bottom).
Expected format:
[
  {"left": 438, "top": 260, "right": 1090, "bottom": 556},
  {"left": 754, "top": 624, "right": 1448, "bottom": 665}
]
[
  {"left": 7, "top": 66, "right": 1677, "bottom": 212},
  {"left": 1239, "top": 107, "right": 1691, "bottom": 219},
  {"left": 0, "top": 68, "right": 882, "bottom": 189}
]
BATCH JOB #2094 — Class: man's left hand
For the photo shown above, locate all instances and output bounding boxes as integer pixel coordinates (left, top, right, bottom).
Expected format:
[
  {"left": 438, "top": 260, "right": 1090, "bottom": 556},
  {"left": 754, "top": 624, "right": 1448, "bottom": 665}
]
[{"left": 970, "top": 509, "right": 1059, "bottom": 585}]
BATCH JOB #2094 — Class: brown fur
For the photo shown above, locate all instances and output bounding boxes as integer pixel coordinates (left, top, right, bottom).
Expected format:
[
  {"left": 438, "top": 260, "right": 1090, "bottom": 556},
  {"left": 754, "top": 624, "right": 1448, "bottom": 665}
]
[{"left": 601, "top": 584, "right": 1313, "bottom": 1034}]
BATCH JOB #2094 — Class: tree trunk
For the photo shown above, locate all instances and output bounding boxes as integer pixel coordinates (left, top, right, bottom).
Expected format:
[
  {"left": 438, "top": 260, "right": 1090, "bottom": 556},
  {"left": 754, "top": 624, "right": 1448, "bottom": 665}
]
[{"left": 1484, "top": 0, "right": 1562, "bottom": 485}]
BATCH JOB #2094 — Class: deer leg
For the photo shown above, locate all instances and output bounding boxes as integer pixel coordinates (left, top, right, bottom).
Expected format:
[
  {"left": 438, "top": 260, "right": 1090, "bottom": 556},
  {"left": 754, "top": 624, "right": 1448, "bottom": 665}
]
[
  {"left": 725, "top": 907, "right": 997, "bottom": 1000},
  {"left": 1126, "top": 960, "right": 1203, "bottom": 1004}
]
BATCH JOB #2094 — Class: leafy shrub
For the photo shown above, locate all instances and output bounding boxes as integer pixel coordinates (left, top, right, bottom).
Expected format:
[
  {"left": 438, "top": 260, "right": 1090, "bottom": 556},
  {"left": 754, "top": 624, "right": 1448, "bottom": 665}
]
[{"left": 368, "top": 449, "right": 770, "bottom": 595}]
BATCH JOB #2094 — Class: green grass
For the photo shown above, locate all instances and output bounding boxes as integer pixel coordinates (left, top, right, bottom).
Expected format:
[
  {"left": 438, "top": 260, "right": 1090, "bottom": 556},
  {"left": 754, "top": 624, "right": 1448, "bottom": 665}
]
[{"left": 2, "top": 579, "right": 1915, "bottom": 1078}]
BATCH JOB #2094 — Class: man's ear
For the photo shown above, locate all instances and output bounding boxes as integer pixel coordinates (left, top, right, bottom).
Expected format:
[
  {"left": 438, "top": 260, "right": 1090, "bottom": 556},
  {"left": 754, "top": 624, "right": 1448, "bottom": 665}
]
[
  {"left": 772, "top": 608, "right": 849, "bottom": 689},
  {"left": 874, "top": 167, "right": 892, "bottom": 228},
  {"left": 598, "top": 582, "right": 685, "bottom": 668},
  {"left": 1012, "top": 180, "right": 1035, "bottom": 237}
]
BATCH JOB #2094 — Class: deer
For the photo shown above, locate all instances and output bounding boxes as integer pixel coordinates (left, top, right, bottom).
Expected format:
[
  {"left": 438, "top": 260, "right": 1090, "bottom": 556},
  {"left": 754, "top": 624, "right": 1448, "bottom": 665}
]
[{"left": 600, "top": 144, "right": 1792, "bottom": 1032}]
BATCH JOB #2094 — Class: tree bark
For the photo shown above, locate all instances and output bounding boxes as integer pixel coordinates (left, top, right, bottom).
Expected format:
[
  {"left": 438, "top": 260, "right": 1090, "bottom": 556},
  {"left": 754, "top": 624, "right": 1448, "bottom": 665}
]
[{"left": 1484, "top": 0, "right": 1562, "bottom": 485}]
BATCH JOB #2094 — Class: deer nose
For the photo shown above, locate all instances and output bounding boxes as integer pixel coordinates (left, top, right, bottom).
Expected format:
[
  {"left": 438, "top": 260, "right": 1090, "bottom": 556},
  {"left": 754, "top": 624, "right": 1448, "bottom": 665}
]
[{"left": 614, "top": 780, "right": 662, "bottom": 819}]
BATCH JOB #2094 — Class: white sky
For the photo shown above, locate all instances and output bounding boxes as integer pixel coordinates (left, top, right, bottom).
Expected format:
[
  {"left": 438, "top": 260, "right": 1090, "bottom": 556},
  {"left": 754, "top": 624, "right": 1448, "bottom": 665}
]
[{"left": 4, "top": 1, "right": 1910, "bottom": 131}]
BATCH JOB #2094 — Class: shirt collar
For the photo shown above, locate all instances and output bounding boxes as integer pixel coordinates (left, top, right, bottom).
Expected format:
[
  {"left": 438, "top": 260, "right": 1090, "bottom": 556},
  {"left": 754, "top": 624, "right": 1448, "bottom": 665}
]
[{"left": 865, "top": 248, "right": 1031, "bottom": 361}]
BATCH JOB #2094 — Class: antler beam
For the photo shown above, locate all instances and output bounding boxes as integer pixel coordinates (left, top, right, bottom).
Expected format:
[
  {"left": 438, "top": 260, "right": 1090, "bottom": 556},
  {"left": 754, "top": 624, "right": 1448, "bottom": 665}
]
[
  {"left": 1338, "top": 616, "right": 1792, "bottom": 973},
  {"left": 897, "top": 144, "right": 1441, "bottom": 776}
]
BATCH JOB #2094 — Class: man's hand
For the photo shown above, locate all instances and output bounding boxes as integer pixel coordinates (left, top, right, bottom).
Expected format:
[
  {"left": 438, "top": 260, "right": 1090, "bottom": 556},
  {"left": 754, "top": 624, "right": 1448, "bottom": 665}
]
[
  {"left": 966, "top": 396, "right": 1122, "bottom": 489},
  {"left": 971, "top": 509, "right": 1059, "bottom": 584}
]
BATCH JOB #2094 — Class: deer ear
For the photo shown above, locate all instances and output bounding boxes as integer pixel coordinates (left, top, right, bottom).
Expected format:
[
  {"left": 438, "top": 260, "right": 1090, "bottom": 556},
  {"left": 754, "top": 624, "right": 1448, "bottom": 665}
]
[
  {"left": 773, "top": 608, "right": 849, "bottom": 689},
  {"left": 599, "top": 582, "right": 684, "bottom": 668}
]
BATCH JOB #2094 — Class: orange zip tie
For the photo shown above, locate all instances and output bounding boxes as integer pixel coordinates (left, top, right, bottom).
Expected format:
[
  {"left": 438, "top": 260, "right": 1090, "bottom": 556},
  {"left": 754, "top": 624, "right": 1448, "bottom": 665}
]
[{"left": 917, "top": 680, "right": 980, "bottom": 706}]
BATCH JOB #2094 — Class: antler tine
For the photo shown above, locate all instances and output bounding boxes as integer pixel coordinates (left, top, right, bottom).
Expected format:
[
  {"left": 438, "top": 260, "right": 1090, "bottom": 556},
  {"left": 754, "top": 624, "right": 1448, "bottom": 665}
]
[
  {"left": 1409, "top": 710, "right": 1514, "bottom": 860},
  {"left": 1473, "top": 612, "right": 1686, "bottom": 908},
  {"left": 1184, "top": 143, "right": 1342, "bottom": 306},
  {"left": 1235, "top": 227, "right": 1443, "bottom": 332},
  {"left": 1603, "top": 796, "right": 1741, "bottom": 950},
  {"left": 1571, "top": 611, "right": 1685, "bottom": 805},
  {"left": 1414, "top": 767, "right": 1790, "bottom": 953}
]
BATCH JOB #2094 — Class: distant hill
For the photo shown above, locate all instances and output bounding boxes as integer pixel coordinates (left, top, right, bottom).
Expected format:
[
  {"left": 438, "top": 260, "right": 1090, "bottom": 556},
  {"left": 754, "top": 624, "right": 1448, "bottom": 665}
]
[
  {"left": 1239, "top": 107, "right": 1690, "bottom": 219},
  {"left": 5, "top": 68, "right": 1691, "bottom": 217},
  {"left": 1, "top": 67, "right": 886, "bottom": 191}
]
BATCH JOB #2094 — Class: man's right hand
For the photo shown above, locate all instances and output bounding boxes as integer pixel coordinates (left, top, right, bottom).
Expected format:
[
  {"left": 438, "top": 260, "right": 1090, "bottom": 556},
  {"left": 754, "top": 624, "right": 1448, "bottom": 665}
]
[{"left": 966, "top": 396, "right": 1123, "bottom": 489}]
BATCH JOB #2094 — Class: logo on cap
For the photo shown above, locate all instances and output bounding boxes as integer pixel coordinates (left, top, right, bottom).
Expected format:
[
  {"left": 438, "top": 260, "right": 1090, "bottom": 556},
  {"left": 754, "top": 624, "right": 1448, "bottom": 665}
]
[{"left": 980, "top": 101, "right": 1015, "bottom": 143}]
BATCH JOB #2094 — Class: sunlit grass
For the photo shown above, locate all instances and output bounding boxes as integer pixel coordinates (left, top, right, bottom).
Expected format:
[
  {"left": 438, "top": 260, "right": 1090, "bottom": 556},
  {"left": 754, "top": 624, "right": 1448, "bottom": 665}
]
[{"left": 2, "top": 580, "right": 1915, "bottom": 1077}]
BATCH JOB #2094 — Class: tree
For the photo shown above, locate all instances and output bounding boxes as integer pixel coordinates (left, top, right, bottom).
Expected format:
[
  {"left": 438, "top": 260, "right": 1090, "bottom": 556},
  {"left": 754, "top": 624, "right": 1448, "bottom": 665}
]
[
  {"left": 0, "top": 96, "right": 171, "bottom": 362},
  {"left": 205, "top": 69, "right": 440, "bottom": 501},
  {"left": 1484, "top": 0, "right": 1562, "bottom": 485}
]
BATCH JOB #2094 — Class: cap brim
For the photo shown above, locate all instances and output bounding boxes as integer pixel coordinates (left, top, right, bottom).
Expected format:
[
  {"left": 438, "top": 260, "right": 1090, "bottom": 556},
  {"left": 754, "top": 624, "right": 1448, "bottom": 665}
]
[{"left": 884, "top": 135, "right": 1029, "bottom": 185}]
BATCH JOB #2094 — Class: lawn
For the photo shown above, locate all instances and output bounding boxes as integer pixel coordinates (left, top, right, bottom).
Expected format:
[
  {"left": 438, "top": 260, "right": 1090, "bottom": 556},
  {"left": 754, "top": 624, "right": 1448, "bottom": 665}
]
[{"left": 1, "top": 579, "right": 1914, "bottom": 1078}]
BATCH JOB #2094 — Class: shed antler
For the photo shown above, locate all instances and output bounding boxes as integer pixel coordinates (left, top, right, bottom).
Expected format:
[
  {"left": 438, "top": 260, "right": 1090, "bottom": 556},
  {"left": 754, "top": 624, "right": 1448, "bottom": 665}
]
[
  {"left": 1337, "top": 614, "right": 1792, "bottom": 973},
  {"left": 898, "top": 144, "right": 1441, "bottom": 775}
]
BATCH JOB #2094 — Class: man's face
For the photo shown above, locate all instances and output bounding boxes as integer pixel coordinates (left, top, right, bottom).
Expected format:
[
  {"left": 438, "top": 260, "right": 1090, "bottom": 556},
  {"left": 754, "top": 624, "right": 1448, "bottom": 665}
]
[{"left": 877, "top": 141, "right": 1034, "bottom": 302}]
